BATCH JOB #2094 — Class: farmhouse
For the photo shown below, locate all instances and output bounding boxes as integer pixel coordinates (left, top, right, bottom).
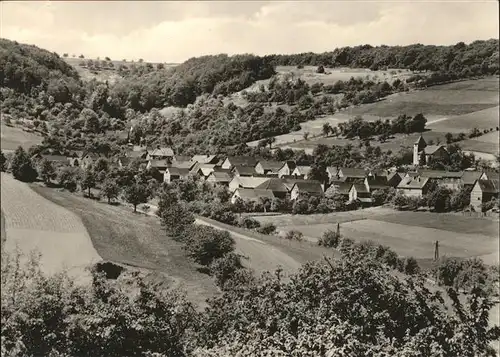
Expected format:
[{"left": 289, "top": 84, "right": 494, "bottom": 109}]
[
  {"left": 255, "top": 160, "right": 283, "bottom": 175},
  {"left": 163, "top": 167, "right": 191, "bottom": 183},
  {"left": 221, "top": 156, "right": 258, "bottom": 170},
  {"left": 461, "top": 170, "right": 484, "bottom": 187},
  {"left": 326, "top": 181, "right": 353, "bottom": 199},
  {"left": 364, "top": 176, "right": 389, "bottom": 192},
  {"left": 349, "top": 183, "right": 372, "bottom": 206},
  {"left": 277, "top": 161, "right": 297, "bottom": 177},
  {"left": 232, "top": 165, "right": 257, "bottom": 177},
  {"left": 229, "top": 176, "right": 270, "bottom": 192},
  {"left": 470, "top": 179, "right": 499, "bottom": 211},
  {"left": 397, "top": 176, "right": 431, "bottom": 197},
  {"left": 291, "top": 165, "right": 312, "bottom": 179},
  {"left": 255, "top": 178, "right": 290, "bottom": 199},
  {"left": 146, "top": 147, "right": 175, "bottom": 161},
  {"left": 231, "top": 188, "right": 275, "bottom": 204},
  {"left": 146, "top": 159, "right": 170, "bottom": 171},
  {"left": 418, "top": 169, "right": 464, "bottom": 190},
  {"left": 206, "top": 171, "right": 232, "bottom": 186},
  {"left": 192, "top": 164, "right": 217, "bottom": 179},
  {"left": 387, "top": 172, "right": 404, "bottom": 188},
  {"left": 290, "top": 181, "right": 323, "bottom": 200},
  {"left": 335, "top": 167, "right": 367, "bottom": 182},
  {"left": 191, "top": 154, "right": 219, "bottom": 165},
  {"left": 413, "top": 135, "right": 449, "bottom": 166}
]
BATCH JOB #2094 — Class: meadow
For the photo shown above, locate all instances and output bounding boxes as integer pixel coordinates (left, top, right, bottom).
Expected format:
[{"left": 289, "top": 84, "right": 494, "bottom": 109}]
[{"left": 0, "top": 123, "right": 43, "bottom": 152}]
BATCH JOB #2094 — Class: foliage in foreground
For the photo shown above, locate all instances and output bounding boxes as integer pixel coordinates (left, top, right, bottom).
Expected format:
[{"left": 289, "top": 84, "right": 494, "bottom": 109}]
[{"left": 1, "top": 248, "right": 499, "bottom": 357}]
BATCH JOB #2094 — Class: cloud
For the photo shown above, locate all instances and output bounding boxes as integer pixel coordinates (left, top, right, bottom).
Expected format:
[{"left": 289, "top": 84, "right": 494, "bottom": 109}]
[{"left": 1, "top": 1, "right": 498, "bottom": 63}]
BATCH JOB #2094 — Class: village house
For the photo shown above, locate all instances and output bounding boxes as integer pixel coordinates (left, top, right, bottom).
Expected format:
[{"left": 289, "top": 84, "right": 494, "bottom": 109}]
[
  {"left": 229, "top": 176, "right": 270, "bottom": 192},
  {"left": 470, "top": 178, "right": 499, "bottom": 211},
  {"left": 397, "top": 176, "right": 431, "bottom": 198},
  {"left": 255, "top": 178, "right": 290, "bottom": 199},
  {"left": 231, "top": 165, "right": 257, "bottom": 177},
  {"left": 326, "top": 181, "right": 353, "bottom": 199},
  {"left": 290, "top": 181, "right": 324, "bottom": 200},
  {"left": 386, "top": 171, "right": 404, "bottom": 188},
  {"left": 31, "top": 153, "right": 70, "bottom": 167},
  {"left": 146, "top": 147, "right": 175, "bottom": 161},
  {"left": 80, "top": 152, "right": 103, "bottom": 169},
  {"left": 349, "top": 182, "right": 372, "bottom": 206},
  {"left": 291, "top": 165, "right": 312, "bottom": 179},
  {"left": 192, "top": 164, "right": 217, "bottom": 179},
  {"left": 461, "top": 170, "right": 484, "bottom": 188},
  {"left": 206, "top": 171, "right": 232, "bottom": 186},
  {"left": 417, "top": 169, "right": 463, "bottom": 190},
  {"left": 364, "top": 176, "right": 389, "bottom": 192},
  {"left": 163, "top": 167, "right": 191, "bottom": 184},
  {"left": 333, "top": 167, "right": 367, "bottom": 183},
  {"left": 277, "top": 161, "right": 297, "bottom": 178},
  {"left": 146, "top": 159, "right": 170, "bottom": 171},
  {"left": 255, "top": 160, "right": 284, "bottom": 176},
  {"left": 231, "top": 188, "right": 275, "bottom": 205},
  {"left": 413, "top": 135, "right": 449, "bottom": 166},
  {"left": 221, "top": 156, "right": 258, "bottom": 170}
]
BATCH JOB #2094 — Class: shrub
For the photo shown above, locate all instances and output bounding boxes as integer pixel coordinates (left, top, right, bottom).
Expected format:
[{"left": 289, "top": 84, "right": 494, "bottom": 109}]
[
  {"left": 0, "top": 151, "right": 6, "bottom": 171},
  {"left": 402, "top": 257, "right": 420, "bottom": 275},
  {"left": 10, "top": 146, "right": 37, "bottom": 182},
  {"left": 237, "top": 216, "right": 261, "bottom": 229},
  {"left": 209, "top": 252, "right": 243, "bottom": 289},
  {"left": 256, "top": 222, "right": 277, "bottom": 235},
  {"left": 318, "top": 229, "right": 341, "bottom": 248},
  {"left": 284, "top": 230, "right": 304, "bottom": 241},
  {"left": 184, "top": 226, "right": 235, "bottom": 266}
]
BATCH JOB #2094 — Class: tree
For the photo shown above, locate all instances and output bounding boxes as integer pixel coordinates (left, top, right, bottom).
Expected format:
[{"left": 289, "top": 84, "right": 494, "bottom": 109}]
[
  {"left": 100, "top": 179, "right": 119, "bottom": 204},
  {"left": 184, "top": 226, "right": 235, "bottom": 266},
  {"left": 10, "top": 146, "right": 37, "bottom": 182},
  {"left": 303, "top": 132, "right": 309, "bottom": 140},
  {"left": 318, "top": 229, "right": 341, "bottom": 247},
  {"left": 0, "top": 151, "right": 6, "bottom": 171},
  {"left": 124, "top": 182, "right": 149, "bottom": 213},
  {"left": 80, "top": 168, "right": 96, "bottom": 197},
  {"left": 57, "top": 167, "right": 77, "bottom": 192},
  {"left": 158, "top": 191, "right": 194, "bottom": 238},
  {"left": 38, "top": 159, "right": 56, "bottom": 184},
  {"left": 316, "top": 65, "right": 325, "bottom": 73},
  {"left": 322, "top": 123, "right": 332, "bottom": 137},
  {"left": 426, "top": 185, "right": 452, "bottom": 212},
  {"left": 445, "top": 132, "right": 454, "bottom": 144},
  {"left": 232, "top": 197, "right": 246, "bottom": 217}
]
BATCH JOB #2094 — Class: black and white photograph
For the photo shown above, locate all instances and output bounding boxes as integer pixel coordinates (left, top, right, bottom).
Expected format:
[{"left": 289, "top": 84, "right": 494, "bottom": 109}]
[{"left": 0, "top": 0, "right": 499, "bottom": 355}]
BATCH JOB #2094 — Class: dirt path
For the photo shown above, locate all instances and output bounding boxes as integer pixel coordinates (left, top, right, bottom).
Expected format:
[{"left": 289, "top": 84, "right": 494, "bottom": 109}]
[{"left": 1, "top": 173, "right": 101, "bottom": 282}]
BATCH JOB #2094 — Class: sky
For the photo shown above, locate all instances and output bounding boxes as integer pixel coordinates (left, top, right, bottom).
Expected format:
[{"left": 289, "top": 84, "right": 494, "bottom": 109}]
[{"left": 1, "top": 1, "right": 498, "bottom": 63}]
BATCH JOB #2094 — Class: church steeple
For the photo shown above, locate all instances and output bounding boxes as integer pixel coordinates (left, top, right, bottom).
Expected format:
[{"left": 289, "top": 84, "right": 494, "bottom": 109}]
[{"left": 413, "top": 134, "right": 427, "bottom": 166}]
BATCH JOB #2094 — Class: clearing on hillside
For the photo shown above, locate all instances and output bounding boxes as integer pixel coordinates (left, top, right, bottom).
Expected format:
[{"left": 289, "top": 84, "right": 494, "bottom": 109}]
[
  {"left": 0, "top": 173, "right": 101, "bottom": 282},
  {"left": 1, "top": 123, "right": 43, "bottom": 152}
]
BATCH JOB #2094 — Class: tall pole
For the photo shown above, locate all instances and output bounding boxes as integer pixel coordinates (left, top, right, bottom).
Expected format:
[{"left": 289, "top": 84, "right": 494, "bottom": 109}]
[{"left": 434, "top": 240, "right": 439, "bottom": 261}]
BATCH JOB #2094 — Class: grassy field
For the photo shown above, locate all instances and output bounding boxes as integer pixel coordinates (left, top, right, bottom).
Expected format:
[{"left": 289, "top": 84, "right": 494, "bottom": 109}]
[
  {"left": 30, "top": 184, "right": 220, "bottom": 308},
  {"left": 427, "top": 106, "right": 499, "bottom": 134},
  {"left": 1, "top": 123, "right": 43, "bottom": 152},
  {"left": 254, "top": 208, "right": 499, "bottom": 265},
  {"left": 0, "top": 173, "right": 101, "bottom": 283}
]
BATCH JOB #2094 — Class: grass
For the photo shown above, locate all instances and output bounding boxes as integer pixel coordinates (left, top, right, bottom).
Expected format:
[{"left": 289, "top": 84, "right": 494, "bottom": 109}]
[
  {"left": 1, "top": 123, "right": 43, "bottom": 151},
  {"left": 255, "top": 208, "right": 499, "bottom": 264},
  {"left": 427, "top": 106, "right": 499, "bottom": 134},
  {"left": 30, "top": 184, "right": 220, "bottom": 308}
]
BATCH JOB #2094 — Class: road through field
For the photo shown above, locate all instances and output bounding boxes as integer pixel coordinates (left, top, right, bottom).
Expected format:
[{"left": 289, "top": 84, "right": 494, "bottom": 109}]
[{"left": 1, "top": 173, "right": 101, "bottom": 282}]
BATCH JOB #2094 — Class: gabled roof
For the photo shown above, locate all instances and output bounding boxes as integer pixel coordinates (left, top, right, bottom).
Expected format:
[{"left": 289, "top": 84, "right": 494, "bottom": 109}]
[
  {"left": 460, "top": 171, "right": 482, "bottom": 186},
  {"left": 326, "top": 167, "right": 339, "bottom": 177},
  {"left": 423, "top": 145, "right": 446, "bottom": 155},
  {"left": 232, "top": 176, "right": 270, "bottom": 189},
  {"left": 257, "top": 160, "right": 284, "bottom": 172},
  {"left": 339, "top": 167, "right": 366, "bottom": 178},
  {"left": 36, "top": 154, "right": 69, "bottom": 163},
  {"left": 213, "top": 167, "right": 232, "bottom": 174},
  {"left": 281, "top": 178, "right": 310, "bottom": 191},
  {"left": 192, "top": 154, "right": 218, "bottom": 164},
  {"left": 398, "top": 176, "right": 430, "bottom": 189},
  {"left": 419, "top": 170, "right": 463, "bottom": 179},
  {"left": 149, "top": 147, "right": 174, "bottom": 157},
  {"left": 477, "top": 179, "right": 499, "bottom": 193},
  {"left": 352, "top": 183, "right": 370, "bottom": 194},
  {"left": 292, "top": 181, "right": 323, "bottom": 194},
  {"left": 281, "top": 161, "right": 297, "bottom": 171},
  {"left": 414, "top": 135, "right": 426, "bottom": 145},
  {"left": 232, "top": 165, "right": 256, "bottom": 176},
  {"left": 132, "top": 145, "right": 148, "bottom": 152},
  {"left": 329, "top": 181, "right": 353, "bottom": 195},
  {"left": 388, "top": 171, "right": 404, "bottom": 181},
  {"left": 148, "top": 159, "right": 170, "bottom": 169},
  {"left": 208, "top": 171, "right": 232, "bottom": 182},
  {"left": 127, "top": 151, "right": 147, "bottom": 159},
  {"left": 234, "top": 188, "right": 275, "bottom": 200},
  {"left": 194, "top": 164, "right": 216, "bottom": 176},
  {"left": 172, "top": 161, "right": 196, "bottom": 170},
  {"left": 256, "top": 178, "right": 288, "bottom": 193},
  {"left": 225, "top": 156, "right": 258, "bottom": 167},
  {"left": 166, "top": 167, "right": 191, "bottom": 176},
  {"left": 366, "top": 176, "right": 389, "bottom": 190},
  {"left": 174, "top": 155, "right": 192, "bottom": 162}
]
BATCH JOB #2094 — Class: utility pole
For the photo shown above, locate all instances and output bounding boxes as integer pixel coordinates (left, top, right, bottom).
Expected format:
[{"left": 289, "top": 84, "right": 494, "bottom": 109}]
[{"left": 434, "top": 240, "right": 439, "bottom": 261}]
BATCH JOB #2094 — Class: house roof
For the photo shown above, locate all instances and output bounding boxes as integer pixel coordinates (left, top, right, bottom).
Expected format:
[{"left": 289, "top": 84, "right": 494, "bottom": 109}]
[
  {"left": 461, "top": 171, "right": 483, "bottom": 185},
  {"left": 213, "top": 167, "right": 232, "bottom": 174},
  {"left": 339, "top": 167, "right": 366, "bottom": 178},
  {"left": 149, "top": 147, "right": 174, "bottom": 157},
  {"left": 398, "top": 176, "right": 430, "bottom": 189},
  {"left": 281, "top": 178, "right": 310, "bottom": 191},
  {"left": 232, "top": 176, "right": 270, "bottom": 189},
  {"left": 172, "top": 161, "right": 196, "bottom": 170},
  {"left": 414, "top": 135, "right": 426, "bottom": 145},
  {"left": 194, "top": 164, "right": 216, "bottom": 176},
  {"left": 329, "top": 181, "right": 353, "bottom": 195},
  {"left": 282, "top": 161, "right": 297, "bottom": 171},
  {"left": 326, "top": 167, "right": 339, "bottom": 177},
  {"left": 166, "top": 167, "right": 191, "bottom": 176},
  {"left": 127, "top": 151, "right": 147, "bottom": 159},
  {"left": 148, "top": 159, "right": 170, "bottom": 169},
  {"left": 234, "top": 188, "right": 275, "bottom": 201},
  {"left": 366, "top": 176, "right": 389, "bottom": 190},
  {"left": 174, "top": 155, "right": 191, "bottom": 162},
  {"left": 118, "top": 157, "right": 131, "bottom": 166},
  {"left": 132, "top": 145, "right": 147, "bottom": 152},
  {"left": 232, "top": 165, "right": 256, "bottom": 175},
  {"left": 292, "top": 181, "right": 323, "bottom": 194},
  {"left": 357, "top": 197, "right": 373, "bottom": 203},
  {"left": 37, "top": 154, "right": 69, "bottom": 163},
  {"left": 256, "top": 178, "right": 288, "bottom": 192},
  {"left": 208, "top": 171, "right": 232, "bottom": 182},
  {"left": 293, "top": 165, "right": 312, "bottom": 176},
  {"left": 423, "top": 145, "right": 445, "bottom": 155},
  {"left": 225, "top": 156, "right": 258, "bottom": 167},
  {"left": 388, "top": 171, "right": 404, "bottom": 181},
  {"left": 352, "top": 183, "right": 370, "bottom": 194},
  {"left": 257, "top": 160, "right": 284, "bottom": 172},
  {"left": 477, "top": 179, "right": 499, "bottom": 193},
  {"left": 419, "top": 170, "right": 463, "bottom": 179},
  {"left": 192, "top": 154, "right": 218, "bottom": 164}
]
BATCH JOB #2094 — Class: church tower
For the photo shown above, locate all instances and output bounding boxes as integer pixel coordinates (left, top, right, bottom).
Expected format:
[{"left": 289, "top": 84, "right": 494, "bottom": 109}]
[{"left": 413, "top": 135, "right": 427, "bottom": 165}]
